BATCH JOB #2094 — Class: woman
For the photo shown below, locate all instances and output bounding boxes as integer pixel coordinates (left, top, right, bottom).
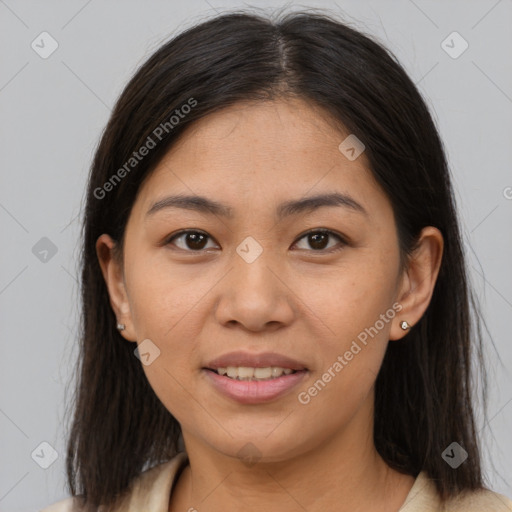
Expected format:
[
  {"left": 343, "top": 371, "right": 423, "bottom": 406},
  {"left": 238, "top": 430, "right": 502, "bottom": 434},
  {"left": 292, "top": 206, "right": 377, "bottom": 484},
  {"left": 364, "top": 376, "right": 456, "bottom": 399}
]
[{"left": 43, "top": 9, "right": 512, "bottom": 512}]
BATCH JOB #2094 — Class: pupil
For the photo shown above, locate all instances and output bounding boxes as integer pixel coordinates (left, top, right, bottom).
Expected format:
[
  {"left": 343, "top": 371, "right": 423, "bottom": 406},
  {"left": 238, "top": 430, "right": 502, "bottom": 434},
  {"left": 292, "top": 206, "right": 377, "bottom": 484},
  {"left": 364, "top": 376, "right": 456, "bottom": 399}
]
[
  {"left": 187, "top": 232, "right": 207, "bottom": 250},
  {"left": 310, "top": 233, "right": 328, "bottom": 250}
]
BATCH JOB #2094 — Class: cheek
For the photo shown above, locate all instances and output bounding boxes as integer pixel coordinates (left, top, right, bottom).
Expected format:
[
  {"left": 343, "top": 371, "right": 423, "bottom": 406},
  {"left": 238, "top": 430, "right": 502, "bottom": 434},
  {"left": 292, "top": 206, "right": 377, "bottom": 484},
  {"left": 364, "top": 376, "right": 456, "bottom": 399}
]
[
  {"left": 126, "top": 253, "right": 207, "bottom": 340},
  {"left": 293, "top": 249, "right": 398, "bottom": 405},
  {"left": 124, "top": 262, "right": 202, "bottom": 398},
  {"left": 295, "top": 255, "right": 398, "bottom": 345},
  {"left": 128, "top": 277, "right": 200, "bottom": 421},
  {"left": 295, "top": 276, "right": 394, "bottom": 432}
]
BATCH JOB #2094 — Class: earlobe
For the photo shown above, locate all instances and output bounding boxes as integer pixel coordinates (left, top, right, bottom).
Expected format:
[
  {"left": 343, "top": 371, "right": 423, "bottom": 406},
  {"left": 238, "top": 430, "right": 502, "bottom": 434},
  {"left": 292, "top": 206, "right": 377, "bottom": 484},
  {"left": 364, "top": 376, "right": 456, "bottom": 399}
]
[
  {"left": 95, "top": 234, "right": 137, "bottom": 342},
  {"left": 389, "top": 226, "right": 444, "bottom": 341}
]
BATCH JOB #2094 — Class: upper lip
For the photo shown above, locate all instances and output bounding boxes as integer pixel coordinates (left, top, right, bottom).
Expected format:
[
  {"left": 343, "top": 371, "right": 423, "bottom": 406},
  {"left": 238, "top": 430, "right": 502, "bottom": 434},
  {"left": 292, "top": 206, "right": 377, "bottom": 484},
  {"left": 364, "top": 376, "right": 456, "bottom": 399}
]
[{"left": 204, "top": 351, "right": 308, "bottom": 371}]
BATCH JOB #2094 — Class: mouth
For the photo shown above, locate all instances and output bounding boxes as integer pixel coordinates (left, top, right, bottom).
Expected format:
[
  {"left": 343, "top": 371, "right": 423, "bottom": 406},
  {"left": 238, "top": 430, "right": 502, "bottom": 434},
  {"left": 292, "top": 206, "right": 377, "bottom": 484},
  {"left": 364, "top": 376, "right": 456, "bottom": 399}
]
[
  {"left": 202, "top": 352, "right": 309, "bottom": 404},
  {"left": 202, "top": 351, "right": 309, "bottom": 403}
]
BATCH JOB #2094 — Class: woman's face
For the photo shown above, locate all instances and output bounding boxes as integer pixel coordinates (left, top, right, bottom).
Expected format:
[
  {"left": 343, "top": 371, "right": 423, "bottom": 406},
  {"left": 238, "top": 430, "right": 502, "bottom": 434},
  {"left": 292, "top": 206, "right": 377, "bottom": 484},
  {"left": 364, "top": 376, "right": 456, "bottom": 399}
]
[{"left": 101, "top": 98, "right": 413, "bottom": 462}]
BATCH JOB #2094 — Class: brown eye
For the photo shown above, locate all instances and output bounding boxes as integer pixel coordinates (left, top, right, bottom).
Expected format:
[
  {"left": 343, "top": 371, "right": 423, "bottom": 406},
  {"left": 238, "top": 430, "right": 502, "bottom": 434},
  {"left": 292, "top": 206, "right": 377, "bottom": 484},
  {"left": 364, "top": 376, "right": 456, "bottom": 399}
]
[
  {"left": 293, "top": 229, "right": 346, "bottom": 252},
  {"left": 166, "top": 230, "right": 217, "bottom": 251}
]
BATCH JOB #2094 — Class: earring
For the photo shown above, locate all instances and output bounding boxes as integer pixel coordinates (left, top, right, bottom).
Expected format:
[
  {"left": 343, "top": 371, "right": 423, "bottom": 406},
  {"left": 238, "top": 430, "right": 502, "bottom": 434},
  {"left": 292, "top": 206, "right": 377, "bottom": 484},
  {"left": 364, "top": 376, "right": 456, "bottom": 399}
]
[
  {"left": 116, "top": 323, "right": 126, "bottom": 331},
  {"left": 400, "top": 321, "right": 411, "bottom": 330}
]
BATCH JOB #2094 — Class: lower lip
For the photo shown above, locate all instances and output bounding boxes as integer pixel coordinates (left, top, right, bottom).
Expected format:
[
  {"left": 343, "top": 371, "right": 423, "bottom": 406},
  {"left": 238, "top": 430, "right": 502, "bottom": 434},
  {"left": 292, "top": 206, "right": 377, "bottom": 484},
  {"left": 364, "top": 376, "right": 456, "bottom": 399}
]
[{"left": 203, "top": 369, "right": 308, "bottom": 404}]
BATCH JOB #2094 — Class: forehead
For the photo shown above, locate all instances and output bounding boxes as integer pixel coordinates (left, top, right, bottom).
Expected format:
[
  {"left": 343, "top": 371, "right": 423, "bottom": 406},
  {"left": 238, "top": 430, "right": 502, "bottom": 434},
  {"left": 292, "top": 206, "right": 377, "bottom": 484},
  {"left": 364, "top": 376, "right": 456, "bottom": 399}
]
[
  {"left": 131, "top": 98, "right": 388, "bottom": 221},
  {"left": 167, "top": 98, "right": 350, "bottom": 159}
]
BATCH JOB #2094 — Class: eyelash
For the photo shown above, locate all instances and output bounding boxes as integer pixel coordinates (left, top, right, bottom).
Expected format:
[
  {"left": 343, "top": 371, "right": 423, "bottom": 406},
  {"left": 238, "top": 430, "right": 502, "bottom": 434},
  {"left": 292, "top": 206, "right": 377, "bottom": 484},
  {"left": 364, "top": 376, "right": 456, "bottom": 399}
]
[{"left": 164, "top": 228, "right": 348, "bottom": 254}]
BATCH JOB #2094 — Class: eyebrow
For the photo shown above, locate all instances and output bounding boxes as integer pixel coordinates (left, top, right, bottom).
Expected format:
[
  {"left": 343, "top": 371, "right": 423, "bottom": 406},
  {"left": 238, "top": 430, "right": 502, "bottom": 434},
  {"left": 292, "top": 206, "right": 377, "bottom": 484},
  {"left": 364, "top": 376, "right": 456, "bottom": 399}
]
[{"left": 146, "top": 192, "right": 368, "bottom": 220}]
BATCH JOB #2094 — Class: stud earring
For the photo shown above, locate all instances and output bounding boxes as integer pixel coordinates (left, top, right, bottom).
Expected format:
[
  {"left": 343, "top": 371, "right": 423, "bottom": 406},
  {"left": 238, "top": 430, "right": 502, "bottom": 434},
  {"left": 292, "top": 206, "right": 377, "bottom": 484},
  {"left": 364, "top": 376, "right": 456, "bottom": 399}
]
[
  {"left": 400, "top": 321, "right": 411, "bottom": 330},
  {"left": 116, "top": 323, "right": 126, "bottom": 331}
]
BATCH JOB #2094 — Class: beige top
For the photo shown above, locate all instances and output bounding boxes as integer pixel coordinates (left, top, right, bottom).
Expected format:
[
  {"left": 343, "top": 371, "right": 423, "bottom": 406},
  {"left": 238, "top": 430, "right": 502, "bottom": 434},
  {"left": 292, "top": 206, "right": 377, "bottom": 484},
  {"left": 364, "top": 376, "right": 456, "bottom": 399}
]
[{"left": 42, "top": 451, "right": 512, "bottom": 511}]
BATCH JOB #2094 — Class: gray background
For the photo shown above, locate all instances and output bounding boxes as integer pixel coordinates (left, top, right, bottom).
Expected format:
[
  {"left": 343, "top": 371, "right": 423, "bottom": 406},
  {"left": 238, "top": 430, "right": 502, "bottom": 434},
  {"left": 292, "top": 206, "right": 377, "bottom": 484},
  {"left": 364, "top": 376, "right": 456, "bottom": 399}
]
[{"left": 0, "top": 0, "right": 511, "bottom": 510}]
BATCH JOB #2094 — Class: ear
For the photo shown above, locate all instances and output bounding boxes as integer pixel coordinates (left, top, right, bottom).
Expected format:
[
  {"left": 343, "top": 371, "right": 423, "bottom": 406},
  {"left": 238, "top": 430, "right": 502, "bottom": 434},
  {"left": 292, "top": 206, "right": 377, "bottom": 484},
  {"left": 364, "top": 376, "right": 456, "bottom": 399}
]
[
  {"left": 389, "top": 226, "right": 444, "bottom": 340},
  {"left": 96, "top": 234, "right": 137, "bottom": 342}
]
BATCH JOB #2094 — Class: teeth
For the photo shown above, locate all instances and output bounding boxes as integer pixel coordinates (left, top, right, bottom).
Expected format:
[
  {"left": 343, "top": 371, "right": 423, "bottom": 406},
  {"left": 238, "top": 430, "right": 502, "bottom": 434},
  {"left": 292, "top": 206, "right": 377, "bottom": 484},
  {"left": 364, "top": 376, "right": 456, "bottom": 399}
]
[{"left": 215, "top": 366, "right": 296, "bottom": 380}]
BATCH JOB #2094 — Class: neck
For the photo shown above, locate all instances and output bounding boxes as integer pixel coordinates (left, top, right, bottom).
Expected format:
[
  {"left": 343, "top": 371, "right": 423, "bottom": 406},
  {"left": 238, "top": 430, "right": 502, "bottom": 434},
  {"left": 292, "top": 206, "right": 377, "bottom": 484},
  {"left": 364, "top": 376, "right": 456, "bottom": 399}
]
[{"left": 169, "top": 401, "right": 415, "bottom": 512}]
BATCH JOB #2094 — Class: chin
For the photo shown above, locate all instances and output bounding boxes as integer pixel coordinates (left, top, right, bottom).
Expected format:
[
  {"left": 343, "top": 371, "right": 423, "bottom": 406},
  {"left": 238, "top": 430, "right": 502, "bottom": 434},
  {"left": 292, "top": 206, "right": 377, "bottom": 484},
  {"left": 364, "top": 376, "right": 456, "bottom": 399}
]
[{"left": 195, "top": 427, "right": 316, "bottom": 465}]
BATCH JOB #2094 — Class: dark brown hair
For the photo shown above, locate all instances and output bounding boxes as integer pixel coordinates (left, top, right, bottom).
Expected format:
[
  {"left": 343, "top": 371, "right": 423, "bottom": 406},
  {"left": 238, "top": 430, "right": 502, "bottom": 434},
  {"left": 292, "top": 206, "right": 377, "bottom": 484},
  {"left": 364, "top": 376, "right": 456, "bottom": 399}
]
[{"left": 66, "top": 8, "right": 488, "bottom": 508}]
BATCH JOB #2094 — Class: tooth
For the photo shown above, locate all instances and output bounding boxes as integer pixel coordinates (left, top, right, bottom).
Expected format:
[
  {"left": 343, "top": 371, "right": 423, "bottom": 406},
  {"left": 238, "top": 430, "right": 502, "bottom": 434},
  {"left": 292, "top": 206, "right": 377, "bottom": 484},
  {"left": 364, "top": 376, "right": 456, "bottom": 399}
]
[
  {"left": 217, "top": 367, "right": 228, "bottom": 376},
  {"left": 254, "top": 367, "right": 272, "bottom": 379},
  {"left": 283, "top": 368, "right": 293, "bottom": 375},
  {"left": 226, "top": 366, "right": 238, "bottom": 378},
  {"left": 238, "top": 367, "right": 255, "bottom": 379},
  {"left": 271, "top": 367, "right": 282, "bottom": 378}
]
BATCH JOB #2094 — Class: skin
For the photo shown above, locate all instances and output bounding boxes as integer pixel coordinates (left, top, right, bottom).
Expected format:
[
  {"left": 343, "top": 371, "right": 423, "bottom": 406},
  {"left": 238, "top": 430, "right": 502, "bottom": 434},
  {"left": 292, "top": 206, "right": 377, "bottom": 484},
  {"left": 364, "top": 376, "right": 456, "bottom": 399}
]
[{"left": 97, "top": 98, "right": 443, "bottom": 512}]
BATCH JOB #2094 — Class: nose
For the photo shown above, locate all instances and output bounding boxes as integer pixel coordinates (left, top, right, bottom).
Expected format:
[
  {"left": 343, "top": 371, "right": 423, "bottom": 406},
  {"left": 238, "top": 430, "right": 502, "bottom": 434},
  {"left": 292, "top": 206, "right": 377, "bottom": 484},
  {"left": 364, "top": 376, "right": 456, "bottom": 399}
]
[{"left": 214, "top": 248, "right": 296, "bottom": 333}]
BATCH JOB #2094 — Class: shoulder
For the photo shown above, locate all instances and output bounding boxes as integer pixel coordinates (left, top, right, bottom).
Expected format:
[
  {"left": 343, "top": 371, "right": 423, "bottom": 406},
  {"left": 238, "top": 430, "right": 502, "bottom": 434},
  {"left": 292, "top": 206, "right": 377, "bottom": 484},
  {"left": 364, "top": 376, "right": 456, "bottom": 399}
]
[
  {"left": 445, "top": 487, "right": 512, "bottom": 511},
  {"left": 400, "top": 471, "right": 512, "bottom": 512},
  {"left": 40, "top": 451, "right": 189, "bottom": 512},
  {"left": 40, "top": 497, "right": 79, "bottom": 512}
]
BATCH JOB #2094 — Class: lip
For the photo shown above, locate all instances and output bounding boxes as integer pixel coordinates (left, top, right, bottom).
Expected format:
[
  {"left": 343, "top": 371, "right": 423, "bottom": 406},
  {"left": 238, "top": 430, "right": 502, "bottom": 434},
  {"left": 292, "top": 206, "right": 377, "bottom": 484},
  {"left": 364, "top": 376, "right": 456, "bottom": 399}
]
[
  {"left": 203, "top": 368, "right": 309, "bottom": 404},
  {"left": 204, "top": 351, "right": 308, "bottom": 371}
]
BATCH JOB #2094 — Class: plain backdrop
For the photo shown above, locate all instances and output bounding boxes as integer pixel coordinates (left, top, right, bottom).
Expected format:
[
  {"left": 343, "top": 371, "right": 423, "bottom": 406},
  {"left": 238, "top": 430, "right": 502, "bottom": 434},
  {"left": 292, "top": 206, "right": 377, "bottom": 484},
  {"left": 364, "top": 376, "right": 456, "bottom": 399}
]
[{"left": 0, "top": 1, "right": 511, "bottom": 510}]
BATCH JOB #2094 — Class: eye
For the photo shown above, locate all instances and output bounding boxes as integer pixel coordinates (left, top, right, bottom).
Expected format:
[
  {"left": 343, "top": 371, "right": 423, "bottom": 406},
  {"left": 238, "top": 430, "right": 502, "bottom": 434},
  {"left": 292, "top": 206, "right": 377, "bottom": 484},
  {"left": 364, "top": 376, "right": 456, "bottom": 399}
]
[
  {"left": 165, "top": 230, "right": 219, "bottom": 252},
  {"left": 292, "top": 229, "right": 347, "bottom": 252}
]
